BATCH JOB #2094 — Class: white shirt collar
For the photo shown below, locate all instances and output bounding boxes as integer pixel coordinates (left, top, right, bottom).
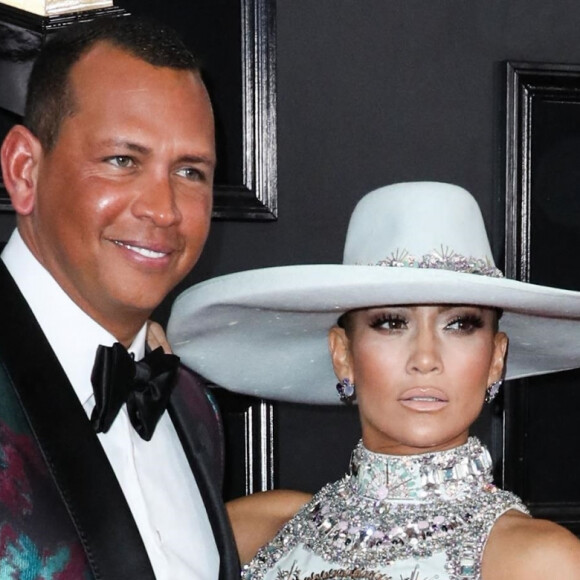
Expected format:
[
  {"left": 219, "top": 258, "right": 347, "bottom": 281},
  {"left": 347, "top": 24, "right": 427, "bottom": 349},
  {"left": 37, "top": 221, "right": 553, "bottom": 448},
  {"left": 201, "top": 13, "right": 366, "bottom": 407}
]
[{"left": 1, "top": 229, "right": 147, "bottom": 408}]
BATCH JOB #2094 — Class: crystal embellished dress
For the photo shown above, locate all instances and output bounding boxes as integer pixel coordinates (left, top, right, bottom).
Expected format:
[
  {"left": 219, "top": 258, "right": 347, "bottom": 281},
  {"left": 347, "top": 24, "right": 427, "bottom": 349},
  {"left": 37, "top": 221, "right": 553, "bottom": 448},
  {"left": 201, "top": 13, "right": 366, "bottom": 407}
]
[{"left": 243, "top": 438, "right": 528, "bottom": 580}]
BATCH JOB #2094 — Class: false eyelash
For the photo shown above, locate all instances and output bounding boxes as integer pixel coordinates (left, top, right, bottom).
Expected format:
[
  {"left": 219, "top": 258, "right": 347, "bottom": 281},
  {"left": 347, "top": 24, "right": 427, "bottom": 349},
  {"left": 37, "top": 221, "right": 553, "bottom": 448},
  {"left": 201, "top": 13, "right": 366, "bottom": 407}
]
[
  {"left": 369, "top": 313, "right": 407, "bottom": 329},
  {"left": 447, "top": 314, "right": 484, "bottom": 329}
]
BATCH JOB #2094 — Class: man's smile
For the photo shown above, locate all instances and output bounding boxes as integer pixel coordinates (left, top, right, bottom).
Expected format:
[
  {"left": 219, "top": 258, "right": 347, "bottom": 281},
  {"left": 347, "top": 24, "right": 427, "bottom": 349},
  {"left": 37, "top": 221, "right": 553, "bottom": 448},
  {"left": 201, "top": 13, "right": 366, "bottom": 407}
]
[{"left": 112, "top": 239, "right": 170, "bottom": 260}]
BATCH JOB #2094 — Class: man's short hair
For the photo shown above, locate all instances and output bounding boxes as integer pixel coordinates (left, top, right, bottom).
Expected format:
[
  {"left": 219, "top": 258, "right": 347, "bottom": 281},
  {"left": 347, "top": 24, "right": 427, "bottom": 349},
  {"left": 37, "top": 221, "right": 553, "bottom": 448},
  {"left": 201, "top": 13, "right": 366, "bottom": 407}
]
[{"left": 25, "top": 16, "right": 201, "bottom": 151}]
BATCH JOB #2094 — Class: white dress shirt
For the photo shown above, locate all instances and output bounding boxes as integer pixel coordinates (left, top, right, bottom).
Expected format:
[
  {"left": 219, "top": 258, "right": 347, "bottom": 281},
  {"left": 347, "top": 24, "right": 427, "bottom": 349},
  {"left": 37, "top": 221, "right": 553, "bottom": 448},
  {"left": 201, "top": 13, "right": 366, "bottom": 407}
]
[{"left": 2, "top": 230, "right": 219, "bottom": 580}]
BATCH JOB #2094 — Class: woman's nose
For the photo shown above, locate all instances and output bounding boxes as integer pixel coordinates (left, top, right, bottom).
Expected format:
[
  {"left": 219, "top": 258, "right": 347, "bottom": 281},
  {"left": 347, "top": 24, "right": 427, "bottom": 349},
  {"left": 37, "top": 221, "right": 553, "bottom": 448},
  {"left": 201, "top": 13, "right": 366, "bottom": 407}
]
[{"left": 406, "top": 329, "right": 442, "bottom": 374}]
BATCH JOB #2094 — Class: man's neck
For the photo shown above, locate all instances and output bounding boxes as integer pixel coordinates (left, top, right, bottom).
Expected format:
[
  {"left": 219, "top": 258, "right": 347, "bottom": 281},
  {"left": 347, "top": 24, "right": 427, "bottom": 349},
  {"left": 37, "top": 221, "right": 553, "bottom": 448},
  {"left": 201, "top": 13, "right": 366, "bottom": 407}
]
[{"left": 16, "top": 224, "right": 149, "bottom": 348}]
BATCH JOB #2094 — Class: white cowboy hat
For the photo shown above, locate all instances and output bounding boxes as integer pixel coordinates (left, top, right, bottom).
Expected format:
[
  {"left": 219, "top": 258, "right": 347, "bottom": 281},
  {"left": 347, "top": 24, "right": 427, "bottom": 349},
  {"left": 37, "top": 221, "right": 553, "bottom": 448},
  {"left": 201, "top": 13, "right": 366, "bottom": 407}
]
[{"left": 167, "top": 182, "right": 580, "bottom": 404}]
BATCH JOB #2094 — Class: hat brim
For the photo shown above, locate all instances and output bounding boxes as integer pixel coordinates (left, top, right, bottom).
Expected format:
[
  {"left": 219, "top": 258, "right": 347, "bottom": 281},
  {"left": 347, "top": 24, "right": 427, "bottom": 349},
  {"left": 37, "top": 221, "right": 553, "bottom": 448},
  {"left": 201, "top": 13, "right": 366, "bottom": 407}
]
[{"left": 168, "top": 265, "right": 580, "bottom": 404}]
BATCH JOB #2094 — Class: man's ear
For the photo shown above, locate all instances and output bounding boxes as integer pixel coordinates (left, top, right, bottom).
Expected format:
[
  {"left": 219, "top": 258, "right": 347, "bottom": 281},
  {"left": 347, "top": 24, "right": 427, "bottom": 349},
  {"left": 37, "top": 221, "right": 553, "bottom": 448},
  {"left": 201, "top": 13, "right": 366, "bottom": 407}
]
[
  {"left": 0, "top": 125, "right": 42, "bottom": 216},
  {"left": 328, "top": 326, "right": 353, "bottom": 381}
]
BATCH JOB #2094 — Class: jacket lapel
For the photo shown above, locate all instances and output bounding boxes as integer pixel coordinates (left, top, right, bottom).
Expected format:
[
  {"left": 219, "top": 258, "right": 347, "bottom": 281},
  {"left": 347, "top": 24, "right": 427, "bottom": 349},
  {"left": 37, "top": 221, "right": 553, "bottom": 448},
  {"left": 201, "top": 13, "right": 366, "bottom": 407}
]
[
  {"left": 169, "top": 368, "right": 240, "bottom": 580},
  {"left": 0, "top": 262, "right": 156, "bottom": 579}
]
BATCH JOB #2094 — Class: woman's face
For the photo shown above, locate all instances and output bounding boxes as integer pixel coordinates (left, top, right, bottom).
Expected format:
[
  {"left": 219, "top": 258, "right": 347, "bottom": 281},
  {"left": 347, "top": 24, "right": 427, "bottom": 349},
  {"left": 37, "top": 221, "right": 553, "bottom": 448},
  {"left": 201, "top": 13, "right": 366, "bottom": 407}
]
[{"left": 328, "top": 305, "right": 507, "bottom": 455}]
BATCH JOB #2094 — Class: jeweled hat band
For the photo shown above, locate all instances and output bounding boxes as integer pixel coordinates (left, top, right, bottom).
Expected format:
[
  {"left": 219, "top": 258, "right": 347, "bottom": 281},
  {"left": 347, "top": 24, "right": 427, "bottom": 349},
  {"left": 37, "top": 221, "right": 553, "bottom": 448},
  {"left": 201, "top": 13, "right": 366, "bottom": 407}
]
[{"left": 369, "top": 247, "right": 504, "bottom": 278}]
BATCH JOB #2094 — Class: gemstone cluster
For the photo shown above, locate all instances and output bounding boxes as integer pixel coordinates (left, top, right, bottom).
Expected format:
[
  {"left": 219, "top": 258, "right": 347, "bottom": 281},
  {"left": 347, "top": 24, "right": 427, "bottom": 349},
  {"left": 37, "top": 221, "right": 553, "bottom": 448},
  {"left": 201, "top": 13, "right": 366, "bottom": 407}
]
[{"left": 372, "top": 247, "right": 503, "bottom": 279}]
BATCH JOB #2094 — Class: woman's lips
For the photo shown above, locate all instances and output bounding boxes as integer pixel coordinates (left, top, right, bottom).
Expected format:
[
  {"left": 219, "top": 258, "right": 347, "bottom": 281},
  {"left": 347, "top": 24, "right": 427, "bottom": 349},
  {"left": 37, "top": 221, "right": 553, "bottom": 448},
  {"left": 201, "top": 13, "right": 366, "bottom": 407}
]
[{"left": 399, "top": 387, "right": 448, "bottom": 412}]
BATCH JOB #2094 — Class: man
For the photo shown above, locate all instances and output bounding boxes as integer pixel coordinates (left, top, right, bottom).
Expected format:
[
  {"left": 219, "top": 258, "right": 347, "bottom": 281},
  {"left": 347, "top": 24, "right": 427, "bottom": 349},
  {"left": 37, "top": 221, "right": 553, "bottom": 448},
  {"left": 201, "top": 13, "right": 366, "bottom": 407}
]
[{"left": 0, "top": 17, "right": 239, "bottom": 579}]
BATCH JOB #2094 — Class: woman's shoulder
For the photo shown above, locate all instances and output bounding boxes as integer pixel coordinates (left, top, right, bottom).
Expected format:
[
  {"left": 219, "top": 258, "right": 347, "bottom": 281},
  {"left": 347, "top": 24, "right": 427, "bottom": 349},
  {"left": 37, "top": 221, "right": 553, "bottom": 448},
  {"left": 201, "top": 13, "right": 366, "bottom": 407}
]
[
  {"left": 227, "top": 489, "right": 312, "bottom": 524},
  {"left": 227, "top": 490, "right": 313, "bottom": 565},
  {"left": 483, "top": 510, "right": 580, "bottom": 579}
]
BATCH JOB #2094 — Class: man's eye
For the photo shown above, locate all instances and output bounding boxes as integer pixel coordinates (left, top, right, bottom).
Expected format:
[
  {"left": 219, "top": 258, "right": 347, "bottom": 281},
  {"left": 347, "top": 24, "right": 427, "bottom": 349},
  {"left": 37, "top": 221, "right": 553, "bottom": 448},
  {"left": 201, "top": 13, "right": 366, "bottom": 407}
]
[
  {"left": 107, "top": 156, "right": 134, "bottom": 168},
  {"left": 176, "top": 167, "right": 205, "bottom": 181}
]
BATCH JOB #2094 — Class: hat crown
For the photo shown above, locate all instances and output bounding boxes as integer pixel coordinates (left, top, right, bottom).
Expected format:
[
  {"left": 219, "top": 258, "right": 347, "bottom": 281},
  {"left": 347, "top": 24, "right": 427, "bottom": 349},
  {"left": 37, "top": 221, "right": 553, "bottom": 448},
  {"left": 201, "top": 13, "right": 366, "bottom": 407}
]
[{"left": 343, "top": 182, "right": 499, "bottom": 275}]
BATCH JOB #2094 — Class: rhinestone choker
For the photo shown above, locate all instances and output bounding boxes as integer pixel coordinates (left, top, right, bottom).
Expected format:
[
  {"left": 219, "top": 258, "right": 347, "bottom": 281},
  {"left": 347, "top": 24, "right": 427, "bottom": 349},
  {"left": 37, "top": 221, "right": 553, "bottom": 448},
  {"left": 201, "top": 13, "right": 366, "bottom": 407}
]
[{"left": 350, "top": 437, "right": 494, "bottom": 501}]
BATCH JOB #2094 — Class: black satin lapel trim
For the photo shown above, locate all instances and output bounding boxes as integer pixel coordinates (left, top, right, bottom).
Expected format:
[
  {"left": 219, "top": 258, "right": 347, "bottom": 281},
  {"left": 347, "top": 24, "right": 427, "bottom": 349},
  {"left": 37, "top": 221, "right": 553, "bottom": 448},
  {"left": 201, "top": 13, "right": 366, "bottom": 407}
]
[
  {"left": 0, "top": 263, "right": 155, "bottom": 580},
  {"left": 169, "top": 385, "right": 240, "bottom": 580}
]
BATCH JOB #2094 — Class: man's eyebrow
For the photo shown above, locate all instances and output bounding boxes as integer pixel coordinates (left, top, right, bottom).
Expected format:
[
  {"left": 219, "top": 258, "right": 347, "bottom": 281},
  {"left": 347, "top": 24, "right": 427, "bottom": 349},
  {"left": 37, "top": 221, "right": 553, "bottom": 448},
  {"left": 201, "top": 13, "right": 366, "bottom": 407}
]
[
  {"left": 178, "top": 154, "right": 216, "bottom": 168},
  {"left": 101, "top": 139, "right": 151, "bottom": 155}
]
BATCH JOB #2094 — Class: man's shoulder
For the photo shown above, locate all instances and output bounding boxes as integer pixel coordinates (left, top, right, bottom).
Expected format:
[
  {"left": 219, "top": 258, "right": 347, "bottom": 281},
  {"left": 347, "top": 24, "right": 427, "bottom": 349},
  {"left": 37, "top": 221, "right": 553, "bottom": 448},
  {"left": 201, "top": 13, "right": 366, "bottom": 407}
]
[
  {"left": 0, "top": 260, "right": 48, "bottom": 364},
  {"left": 0, "top": 257, "right": 39, "bottom": 322}
]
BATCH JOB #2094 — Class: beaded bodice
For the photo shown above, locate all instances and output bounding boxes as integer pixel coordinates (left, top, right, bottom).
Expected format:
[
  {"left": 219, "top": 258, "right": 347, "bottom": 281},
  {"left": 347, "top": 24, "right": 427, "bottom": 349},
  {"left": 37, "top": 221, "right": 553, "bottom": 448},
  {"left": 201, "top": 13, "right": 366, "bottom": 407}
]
[{"left": 244, "top": 438, "right": 528, "bottom": 580}]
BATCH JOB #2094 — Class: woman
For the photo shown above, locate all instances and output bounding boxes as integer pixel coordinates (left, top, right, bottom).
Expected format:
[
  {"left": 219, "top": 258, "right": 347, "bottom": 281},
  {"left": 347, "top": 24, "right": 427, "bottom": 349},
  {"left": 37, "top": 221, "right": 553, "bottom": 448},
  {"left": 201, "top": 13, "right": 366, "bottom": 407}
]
[{"left": 167, "top": 182, "right": 580, "bottom": 579}]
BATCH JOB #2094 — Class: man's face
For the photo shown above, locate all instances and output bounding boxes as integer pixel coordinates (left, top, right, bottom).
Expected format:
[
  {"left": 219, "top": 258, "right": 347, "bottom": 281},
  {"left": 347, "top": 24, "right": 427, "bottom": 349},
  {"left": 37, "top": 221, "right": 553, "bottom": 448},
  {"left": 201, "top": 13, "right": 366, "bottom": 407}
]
[{"left": 23, "top": 42, "right": 216, "bottom": 340}]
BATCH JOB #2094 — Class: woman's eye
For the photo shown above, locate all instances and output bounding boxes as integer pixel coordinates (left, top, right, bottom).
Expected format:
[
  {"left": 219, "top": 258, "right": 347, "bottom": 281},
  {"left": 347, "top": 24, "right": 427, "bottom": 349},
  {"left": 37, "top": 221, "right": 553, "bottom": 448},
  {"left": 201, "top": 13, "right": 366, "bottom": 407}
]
[
  {"left": 446, "top": 315, "right": 484, "bottom": 333},
  {"left": 371, "top": 315, "right": 407, "bottom": 330}
]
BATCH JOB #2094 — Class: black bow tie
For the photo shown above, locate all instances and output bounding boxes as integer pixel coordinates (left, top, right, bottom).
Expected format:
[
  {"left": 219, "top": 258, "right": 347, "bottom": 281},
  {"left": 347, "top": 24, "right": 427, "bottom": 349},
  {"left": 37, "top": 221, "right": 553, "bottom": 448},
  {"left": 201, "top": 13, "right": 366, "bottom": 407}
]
[{"left": 91, "top": 342, "right": 180, "bottom": 441}]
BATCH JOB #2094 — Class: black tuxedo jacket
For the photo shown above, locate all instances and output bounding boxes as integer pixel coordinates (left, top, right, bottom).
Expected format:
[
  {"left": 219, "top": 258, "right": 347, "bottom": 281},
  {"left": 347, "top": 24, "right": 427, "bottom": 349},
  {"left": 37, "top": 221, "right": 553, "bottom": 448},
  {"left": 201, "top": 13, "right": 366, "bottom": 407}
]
[{"left": 0, "top": 262, "right": 239, "bottom": 579}]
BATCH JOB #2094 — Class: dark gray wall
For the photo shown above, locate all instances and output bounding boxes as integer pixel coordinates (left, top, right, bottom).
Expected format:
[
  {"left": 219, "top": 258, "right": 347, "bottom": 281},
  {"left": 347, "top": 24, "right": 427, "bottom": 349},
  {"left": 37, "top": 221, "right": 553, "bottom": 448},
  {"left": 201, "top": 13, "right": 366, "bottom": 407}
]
[{"left": 3, "top": 0, "right": 580, "bottom": 492}]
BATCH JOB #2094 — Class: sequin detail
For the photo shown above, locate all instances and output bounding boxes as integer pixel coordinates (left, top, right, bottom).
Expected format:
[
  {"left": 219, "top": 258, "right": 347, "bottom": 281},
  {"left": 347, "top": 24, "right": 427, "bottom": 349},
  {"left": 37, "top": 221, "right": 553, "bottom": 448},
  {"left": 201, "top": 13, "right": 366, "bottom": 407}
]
[
  {"left": 367, "top": 247, "right": 503, "bottom": 278},
  {"left": 301, "top": 569, "right": 393, "bottom": 580},
  {"left": 243, "top": 438, "right": 528, "bottom": 580}
]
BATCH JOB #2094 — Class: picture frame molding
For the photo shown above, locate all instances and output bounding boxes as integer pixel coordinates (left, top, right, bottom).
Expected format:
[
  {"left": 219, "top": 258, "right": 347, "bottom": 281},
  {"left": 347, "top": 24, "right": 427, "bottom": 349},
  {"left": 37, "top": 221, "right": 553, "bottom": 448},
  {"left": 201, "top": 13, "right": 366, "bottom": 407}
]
[
  {"left": 504, "top": 59, "right": 580, "bottom": 534},
  {"left": 212, "top": 0, "right": 277, "bottom": 221}
]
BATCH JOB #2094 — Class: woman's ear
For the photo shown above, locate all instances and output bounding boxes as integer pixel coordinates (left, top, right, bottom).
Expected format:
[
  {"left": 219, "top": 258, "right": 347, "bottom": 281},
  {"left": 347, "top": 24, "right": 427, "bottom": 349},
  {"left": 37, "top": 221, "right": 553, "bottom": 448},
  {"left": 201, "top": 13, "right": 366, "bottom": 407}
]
[
  {"left": 488, "top": 332, "right": 509, "bottom": 384},
  {"left": 0, "top": 125, "right": 42, "bottom": 216},
  {"left": 328, "top": 326, "right": 353, "bottom": 381}
]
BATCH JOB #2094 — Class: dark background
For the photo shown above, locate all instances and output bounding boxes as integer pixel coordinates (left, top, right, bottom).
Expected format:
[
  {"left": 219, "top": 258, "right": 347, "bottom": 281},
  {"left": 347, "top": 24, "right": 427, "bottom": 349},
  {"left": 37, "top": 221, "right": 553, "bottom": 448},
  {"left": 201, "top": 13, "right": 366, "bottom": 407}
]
[{"left": 1, "top": 0, "right": 580, "bottom": 508}]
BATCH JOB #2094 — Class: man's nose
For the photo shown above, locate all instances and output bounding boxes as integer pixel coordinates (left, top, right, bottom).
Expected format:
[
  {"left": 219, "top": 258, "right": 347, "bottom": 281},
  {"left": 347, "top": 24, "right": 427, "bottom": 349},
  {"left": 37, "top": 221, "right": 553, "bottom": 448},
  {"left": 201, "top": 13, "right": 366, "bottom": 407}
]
[{"left": 132, "top": 172, "right": 181, "bottom": 227}]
